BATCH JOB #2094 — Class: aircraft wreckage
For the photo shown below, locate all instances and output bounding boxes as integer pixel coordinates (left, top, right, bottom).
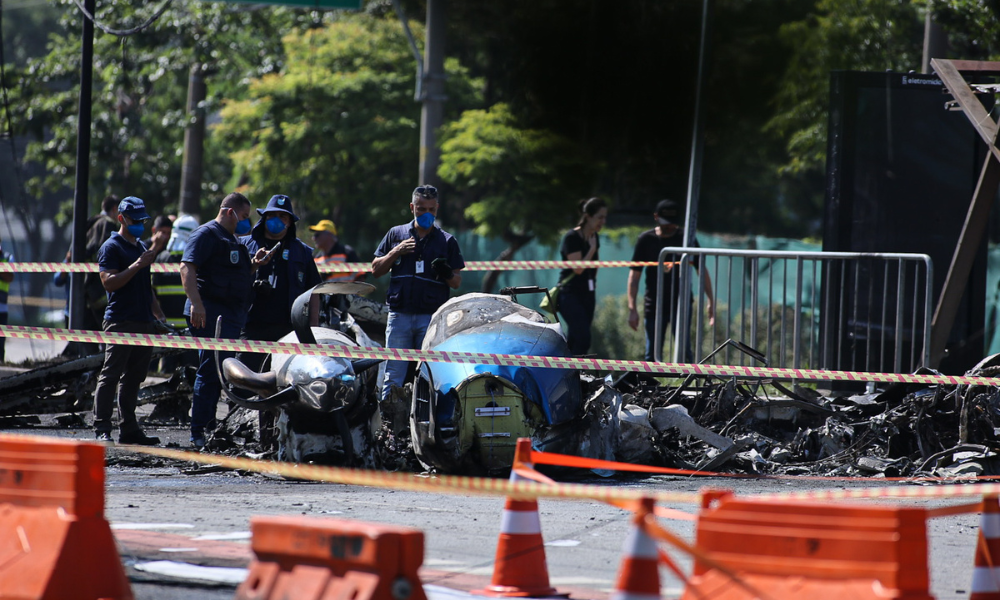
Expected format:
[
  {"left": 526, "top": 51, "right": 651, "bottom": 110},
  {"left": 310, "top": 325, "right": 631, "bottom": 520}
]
[{"left": 4, "top": 282, "right": 1000, "bottom": 478}]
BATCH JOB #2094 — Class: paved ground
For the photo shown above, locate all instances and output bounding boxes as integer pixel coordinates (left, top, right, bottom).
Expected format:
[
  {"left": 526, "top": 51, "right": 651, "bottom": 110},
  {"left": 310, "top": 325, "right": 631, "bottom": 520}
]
[
  {"left": 0, "top": 338, "right": 987, "bottom": 599},
  {"left": 0, "top": 424, "right": 984, "bottom": 600}
]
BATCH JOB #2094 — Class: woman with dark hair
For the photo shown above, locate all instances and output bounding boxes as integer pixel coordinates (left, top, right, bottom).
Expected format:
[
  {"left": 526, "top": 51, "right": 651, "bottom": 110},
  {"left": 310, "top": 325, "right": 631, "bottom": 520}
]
[{"left": 556, "top": 197, "right": 608, "bottom": 355}]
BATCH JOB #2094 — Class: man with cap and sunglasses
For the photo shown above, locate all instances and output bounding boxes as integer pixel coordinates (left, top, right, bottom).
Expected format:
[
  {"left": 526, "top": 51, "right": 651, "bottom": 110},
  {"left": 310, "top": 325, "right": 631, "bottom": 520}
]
[
  {"left": 371, "top": 185, "right": 465, "bottom": 426},
  {"left": 92, "top": 195, "right": 169, "bottom": 445},
  {"left": 627, "top": 199, "right": 715, "bottom": 362},
  {"left": 309, "top": 219, "right": 365, "bottom": 283},
  {"left": 238, "top": 194, "right": 322, "bottom": 375}
]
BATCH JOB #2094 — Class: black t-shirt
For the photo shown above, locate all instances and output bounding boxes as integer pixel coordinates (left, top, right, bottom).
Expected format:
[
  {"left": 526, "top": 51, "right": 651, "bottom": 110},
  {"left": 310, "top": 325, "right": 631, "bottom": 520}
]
[
  {"left": 629, "top": 227, "right": 700, "bottom": 299},
  {"left": 558, "top": 229, "right": 599, "bottom": 295}
]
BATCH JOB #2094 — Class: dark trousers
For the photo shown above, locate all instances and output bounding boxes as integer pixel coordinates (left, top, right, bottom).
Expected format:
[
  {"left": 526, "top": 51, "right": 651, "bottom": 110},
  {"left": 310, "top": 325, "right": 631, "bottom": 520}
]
[
  {"left": 0, "top": 311, "right": 7, "bottom": 362},
  {"left": 189, "top": 305, "right": 245, "bottom": 436},
  {"left": 558, "top": 288, "right": 595, "bottom": 356},
  {"left": 239, "top": 322, "right": 292, "bottom": 374},
  {"left": 93, "top": 320, "right": 155, "bottom": 434},
  {"left": 643, "top": 295, "right": 693, "bottom": 363}
]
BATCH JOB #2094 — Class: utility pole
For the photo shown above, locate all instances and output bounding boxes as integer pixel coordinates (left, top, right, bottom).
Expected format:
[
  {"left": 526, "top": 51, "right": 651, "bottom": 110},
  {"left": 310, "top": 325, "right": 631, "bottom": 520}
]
[
  {"left": 418, "top": 0, "right": 445, "bottom": 186},
  {"left": 683, "top": 0, "right": 713, "bottom": 248},
  {"left": 178, "top": 62, "right": 207, "bottom": 218},
  {"left": 70, "top": 0, "right": 95, "bottom": 334},
  {"left": 921, "top": 8, "right": 949, "bottom": 74}
]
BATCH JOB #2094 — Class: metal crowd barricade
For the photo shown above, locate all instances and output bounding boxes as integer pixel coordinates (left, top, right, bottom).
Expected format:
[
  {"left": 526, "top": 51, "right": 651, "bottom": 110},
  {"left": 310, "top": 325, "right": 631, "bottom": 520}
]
[{"left": 654, "top": 248, "right": 933, "bottom": 375}]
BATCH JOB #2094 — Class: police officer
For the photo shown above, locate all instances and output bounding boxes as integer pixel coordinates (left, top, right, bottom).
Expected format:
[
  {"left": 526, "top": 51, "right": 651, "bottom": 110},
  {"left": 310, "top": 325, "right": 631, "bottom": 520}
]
[
  {"left": 180, "top": 193, "right": 270, "bottom": 449},
  {"left": 371, "top": 185, "right": 465, "bottom": 410},
  {"left": 239, "top": 194, "right": 322, "bottom": 373},
  {"left": 93, "top": 196, "right": 166, "bottom": 445}
]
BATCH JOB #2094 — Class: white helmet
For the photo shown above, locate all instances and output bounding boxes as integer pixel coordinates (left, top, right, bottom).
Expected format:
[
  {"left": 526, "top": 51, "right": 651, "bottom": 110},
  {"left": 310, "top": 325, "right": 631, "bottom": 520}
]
[{"left": 166, "top": 214, "right": 199, "bottom": 253}]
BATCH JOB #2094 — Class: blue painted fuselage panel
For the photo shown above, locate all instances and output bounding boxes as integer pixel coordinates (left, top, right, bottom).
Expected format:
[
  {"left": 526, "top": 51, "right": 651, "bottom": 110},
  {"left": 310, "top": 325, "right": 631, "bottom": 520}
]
[{"left": 426, "top": 323, "right": 581, "bottom": 425}]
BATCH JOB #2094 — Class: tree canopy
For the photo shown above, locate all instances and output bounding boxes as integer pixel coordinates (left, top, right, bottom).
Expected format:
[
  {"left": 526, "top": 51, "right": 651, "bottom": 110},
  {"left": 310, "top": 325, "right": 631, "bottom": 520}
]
[{"left": 214, "top": 11, "right": 482, "bottom": 244}]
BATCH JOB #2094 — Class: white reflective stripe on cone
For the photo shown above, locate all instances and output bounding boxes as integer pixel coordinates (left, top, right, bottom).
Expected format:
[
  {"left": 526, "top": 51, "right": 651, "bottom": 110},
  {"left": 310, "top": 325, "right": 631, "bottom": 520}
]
[
  {"left": 609, "top": 592, "right": 660, "bottom": 600},
  {"left": 972, "top": 566, "right": 1000, "bottom": 593},
  {"left": 622, "top": 528, "right": 658, "bottom": 559},
  {"left": 500, "top": 509, "right": 542, "bottom": 535},
  {"left": 984, "top": 512, "right": 1000, "bottom": 539}
]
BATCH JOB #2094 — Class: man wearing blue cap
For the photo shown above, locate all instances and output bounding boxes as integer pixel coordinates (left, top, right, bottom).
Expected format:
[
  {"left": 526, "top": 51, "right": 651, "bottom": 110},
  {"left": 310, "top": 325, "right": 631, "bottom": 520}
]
[
  {"left": 239, "top": 194, "right": 322, "bottom": 374},
  {"left": 93, "top": 196, "right": 168, "bottom": 445}
]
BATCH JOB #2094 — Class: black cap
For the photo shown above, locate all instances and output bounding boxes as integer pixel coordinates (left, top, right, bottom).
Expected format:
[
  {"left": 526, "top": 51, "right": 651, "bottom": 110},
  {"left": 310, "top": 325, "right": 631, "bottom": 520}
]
[
  {"left": 118, "top": 196, "right": 150, "bottom": 221},
  {"left": 256, "top": 194, "right": 299, "bottom": 222},
  {"left": 655, "top": 199, "right": 681, "bottom": 224}
]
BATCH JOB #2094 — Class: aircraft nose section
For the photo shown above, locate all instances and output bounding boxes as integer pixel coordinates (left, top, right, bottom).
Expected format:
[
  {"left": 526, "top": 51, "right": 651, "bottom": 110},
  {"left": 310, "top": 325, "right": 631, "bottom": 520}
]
[{"left": 294, "top": 370, "right": 358, "bottom": 412}]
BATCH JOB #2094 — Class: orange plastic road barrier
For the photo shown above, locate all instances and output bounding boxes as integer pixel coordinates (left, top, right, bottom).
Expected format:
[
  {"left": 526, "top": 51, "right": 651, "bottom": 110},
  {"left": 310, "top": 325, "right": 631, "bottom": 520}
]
[
  {"left": 0, "top": 434, "right": 132, "bottom": 600},
  {"left": 680, "top": 489, "right": 934, "bottom": 600},
  {"left": 474, "top": 440, "right": 566, "bottom": 598},
  {"left": 235, "top": 515, "right": 427, "bottom": 600},
  {"left": 972, "top": 495, "right": 1000, "bottom": 599},
  {"left": 611, "top": 497, "right": 661, "bottom": 600}
]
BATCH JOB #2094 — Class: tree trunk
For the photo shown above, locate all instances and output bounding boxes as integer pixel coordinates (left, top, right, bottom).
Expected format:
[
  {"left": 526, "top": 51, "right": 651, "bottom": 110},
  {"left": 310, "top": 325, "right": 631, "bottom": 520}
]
[{"left": 481, "top": 233, "right": 533, "bottom": 293}]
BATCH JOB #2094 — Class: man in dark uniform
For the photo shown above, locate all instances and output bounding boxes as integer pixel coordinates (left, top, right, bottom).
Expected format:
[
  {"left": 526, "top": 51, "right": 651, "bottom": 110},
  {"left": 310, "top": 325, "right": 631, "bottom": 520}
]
[
  {"left": 180, "top": 193, "right": 269, "bottom": 449},
  {"left": 371, "top": 185, "right": 465, "bottom": 407},
  {"left": 93, "top": 196, "right": 167, "bottom": 445},
  {"left": 239, "top": 194, "right": 322, "bottom": 373},
  {"left": 627, "top": 199, "right": 715, "bottom": 362}
]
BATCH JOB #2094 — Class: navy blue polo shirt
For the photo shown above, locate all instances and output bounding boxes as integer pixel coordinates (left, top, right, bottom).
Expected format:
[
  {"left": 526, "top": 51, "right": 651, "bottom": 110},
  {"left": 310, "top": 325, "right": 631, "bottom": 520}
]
[
  {"left": 181, "top": 220, "right": 253, "bottom": 316},
  {"left": 374, "top": 222, "right": 465, "bottom": 314},
  {"left": 98, "top": 232, "right": 155, "bottom": 323}
]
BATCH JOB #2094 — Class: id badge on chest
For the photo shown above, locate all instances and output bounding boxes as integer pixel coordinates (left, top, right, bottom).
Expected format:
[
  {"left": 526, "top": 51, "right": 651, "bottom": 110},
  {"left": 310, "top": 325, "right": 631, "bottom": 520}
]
[
  {"left": 589, "top": 279, "right": 595, "bottom": 292},
  {"left": 416, "top": 260, "right": 425, "bottom": 274}
]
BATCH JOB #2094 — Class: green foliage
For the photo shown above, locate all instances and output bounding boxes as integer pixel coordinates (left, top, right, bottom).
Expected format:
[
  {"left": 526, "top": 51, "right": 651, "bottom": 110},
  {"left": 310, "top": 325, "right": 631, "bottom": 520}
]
[
  {"left": 214, "top": 13, "right": 482, "bottom": 244},
  {"left": 437, "top": 103, "right": 594, "bottom": 247},
  {"left": 767, "top": 0, "right": 925, "bottom": 179},
  {"left": 931, "top": 0, "right": 1000, "bottom": 59},
  {"left": 590, "top": 294, "right": 645, "bottom": 361},
  {"left": 9, "top": 1, "right": 341, "bottom": 221}
]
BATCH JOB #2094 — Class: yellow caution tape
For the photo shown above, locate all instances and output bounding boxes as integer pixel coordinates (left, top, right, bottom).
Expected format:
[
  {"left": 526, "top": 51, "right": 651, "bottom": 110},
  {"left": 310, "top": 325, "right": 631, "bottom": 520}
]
[
  {"left": 2, "top": 324, "right": 999, "bottom": 386},
  {"left": 0, "top": 260, "right": 658, "bottom": 274},
  {"left": 122, "top": 443, "right": 699, "bottom": 505}
]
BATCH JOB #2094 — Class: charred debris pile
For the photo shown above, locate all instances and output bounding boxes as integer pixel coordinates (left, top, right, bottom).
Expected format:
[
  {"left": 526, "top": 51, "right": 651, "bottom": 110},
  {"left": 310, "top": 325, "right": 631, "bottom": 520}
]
[{"left": 600, "top": 358, "right": 1000, "bottom": 479}]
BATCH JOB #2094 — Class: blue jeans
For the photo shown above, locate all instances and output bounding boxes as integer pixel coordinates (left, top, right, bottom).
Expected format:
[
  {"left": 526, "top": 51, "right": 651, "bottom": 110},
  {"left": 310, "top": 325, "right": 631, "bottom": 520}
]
[
  {"left": 382, "top": 311, "right": 432, "bottom": 401},
  {"left": 188, "top": 303, "right": 245, "bottom": 437}
]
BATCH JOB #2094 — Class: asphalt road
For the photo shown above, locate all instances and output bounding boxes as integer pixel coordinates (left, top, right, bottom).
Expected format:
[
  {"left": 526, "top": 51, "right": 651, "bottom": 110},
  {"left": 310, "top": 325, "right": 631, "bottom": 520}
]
[{"left": 1, "top": 424, "right": 984, "bottom": 600}]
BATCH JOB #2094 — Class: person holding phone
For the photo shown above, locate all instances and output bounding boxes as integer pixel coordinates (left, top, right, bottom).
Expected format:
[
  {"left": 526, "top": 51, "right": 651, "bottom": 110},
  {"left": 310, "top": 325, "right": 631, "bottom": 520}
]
[
  {"left": 238, "top": 194, "right": 322, "bottom": 375},
  {"left": 371, "top": 185, "right": 465, "bottom": 429}
]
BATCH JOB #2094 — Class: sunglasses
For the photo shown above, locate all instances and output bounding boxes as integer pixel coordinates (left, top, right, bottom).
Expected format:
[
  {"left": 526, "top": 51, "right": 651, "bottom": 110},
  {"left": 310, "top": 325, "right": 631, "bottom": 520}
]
[{"left": 413, "top": 186, "right": 438, "bottom": 200}]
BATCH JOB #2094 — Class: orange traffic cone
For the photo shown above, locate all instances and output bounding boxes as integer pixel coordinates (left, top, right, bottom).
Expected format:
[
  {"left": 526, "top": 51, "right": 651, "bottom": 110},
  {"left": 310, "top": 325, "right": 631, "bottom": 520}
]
[
  {"left": 474, "top": 442, "right": 565, "bottom": 598},
  {"left": 610, "top": 497, "right": 660, "bottom": 600},
  {"left": 972, "top": 495, "right": 1000, "bottom": 599}
]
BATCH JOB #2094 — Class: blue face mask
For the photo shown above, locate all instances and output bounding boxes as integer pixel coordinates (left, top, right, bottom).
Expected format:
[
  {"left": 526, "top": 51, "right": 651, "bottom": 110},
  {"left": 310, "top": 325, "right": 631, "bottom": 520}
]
[
  {"left": 234, "top": 218, "right": 252, "bottom": 235},
  {"left": 265, "top": 217, "right": 286, "bottom": 236},
  {"left": 126, "top": 223, "right": 145, "bottom": 238},
  {"left": 415, "top": 211, "right": 435, "bottom": 229}
]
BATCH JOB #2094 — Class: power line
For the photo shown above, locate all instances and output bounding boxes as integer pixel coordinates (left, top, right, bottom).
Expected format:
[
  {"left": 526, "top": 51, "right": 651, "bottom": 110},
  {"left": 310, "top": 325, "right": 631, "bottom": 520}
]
[{"left": 70, "top": 0, "right": 173, "bottom": 37}]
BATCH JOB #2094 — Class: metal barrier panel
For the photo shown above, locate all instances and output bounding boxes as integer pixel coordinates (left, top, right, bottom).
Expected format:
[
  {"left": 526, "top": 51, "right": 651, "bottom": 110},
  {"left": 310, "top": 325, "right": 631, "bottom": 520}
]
[{"left": 653, "top": 248, "right": 933, "bottom": 374}]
